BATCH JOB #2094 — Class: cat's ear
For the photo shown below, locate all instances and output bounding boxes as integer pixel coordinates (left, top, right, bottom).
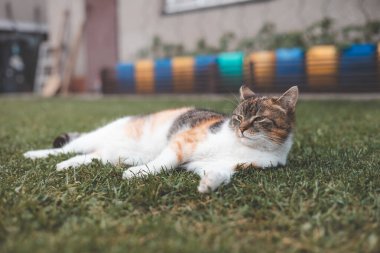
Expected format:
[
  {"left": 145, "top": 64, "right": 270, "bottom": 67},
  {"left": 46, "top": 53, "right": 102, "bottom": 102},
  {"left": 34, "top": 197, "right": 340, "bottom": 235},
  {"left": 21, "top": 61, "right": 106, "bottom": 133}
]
[
  {"left": 239, "top": 85, "right": 256, "bottom": 100},
  {"left": 276, "top": 86, "right": 299, "bottom": 112}
]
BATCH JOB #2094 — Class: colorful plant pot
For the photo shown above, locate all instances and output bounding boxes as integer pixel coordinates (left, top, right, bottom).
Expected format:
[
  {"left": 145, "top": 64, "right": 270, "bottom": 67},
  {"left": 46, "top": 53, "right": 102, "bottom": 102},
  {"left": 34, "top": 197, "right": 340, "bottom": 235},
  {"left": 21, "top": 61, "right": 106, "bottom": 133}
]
[
  {"left": 339, "top": 43, "right": 377, "bottom": 89},
  {"left": 306, "top": 45, "right": 338, "bottom": 89},
  {"left": 194, "top": 55, "right": 217, "bottom": 92},
  {"left": 249, "top": 51, "right": 275, "bottom": 88},
  {"left": 135, "top": 60, "right": 154, "bottom": 93},
  {"left": 116, "top": 63, "right": 135, "bottom": 93},
  {"left": 217, "top": 52, "right": 244, "bottom": 92},
  {"left": 154, "top": 58, "right": 172, "bottom": 93},
  {"left": 275, "top": 48, "right": 305, "bottom": 87},
  {"left": 172, "top": 57, "right": 195, "bottom": 93}
]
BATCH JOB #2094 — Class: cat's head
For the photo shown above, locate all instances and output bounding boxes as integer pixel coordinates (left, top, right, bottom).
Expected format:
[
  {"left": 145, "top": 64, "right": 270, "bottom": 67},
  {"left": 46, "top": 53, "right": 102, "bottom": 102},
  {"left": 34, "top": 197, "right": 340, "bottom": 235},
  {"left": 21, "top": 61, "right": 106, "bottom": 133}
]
[{"left": 230, "top": 85, "right": 299, "bottom": 149}]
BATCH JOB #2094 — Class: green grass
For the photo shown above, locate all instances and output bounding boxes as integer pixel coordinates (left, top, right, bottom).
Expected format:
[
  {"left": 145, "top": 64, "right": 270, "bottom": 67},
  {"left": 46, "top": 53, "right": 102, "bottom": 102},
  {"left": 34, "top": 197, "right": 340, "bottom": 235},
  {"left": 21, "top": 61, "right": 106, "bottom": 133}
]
[{"left": 0, "top": 96, "right": 379, "bottom": 253}]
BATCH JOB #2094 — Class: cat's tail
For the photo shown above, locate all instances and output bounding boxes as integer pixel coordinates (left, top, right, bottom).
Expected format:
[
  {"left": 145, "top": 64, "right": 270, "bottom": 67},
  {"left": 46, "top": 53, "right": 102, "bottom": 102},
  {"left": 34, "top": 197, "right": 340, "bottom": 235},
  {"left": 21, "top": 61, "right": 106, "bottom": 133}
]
[{"left": 52, "top": 132, "right": 82, "bottom": 148}]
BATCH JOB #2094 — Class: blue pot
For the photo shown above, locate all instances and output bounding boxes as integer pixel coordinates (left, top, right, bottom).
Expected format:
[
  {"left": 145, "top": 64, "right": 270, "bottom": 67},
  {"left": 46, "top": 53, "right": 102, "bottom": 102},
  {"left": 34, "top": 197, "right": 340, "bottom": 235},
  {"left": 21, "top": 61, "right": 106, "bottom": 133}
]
[
  {"left": 116, "top": 63, "right": 135, "bottom": 93},
  {"left": 275, "top": 48, "right": 305, "bottom": 87}
]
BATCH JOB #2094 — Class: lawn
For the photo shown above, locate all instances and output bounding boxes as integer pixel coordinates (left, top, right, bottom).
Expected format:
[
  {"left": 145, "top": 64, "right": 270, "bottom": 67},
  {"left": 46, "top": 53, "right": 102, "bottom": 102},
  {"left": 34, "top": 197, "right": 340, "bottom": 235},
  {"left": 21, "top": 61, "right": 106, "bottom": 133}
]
[{"left": 0, "top": 96, "right": 379, "bottom": 253}]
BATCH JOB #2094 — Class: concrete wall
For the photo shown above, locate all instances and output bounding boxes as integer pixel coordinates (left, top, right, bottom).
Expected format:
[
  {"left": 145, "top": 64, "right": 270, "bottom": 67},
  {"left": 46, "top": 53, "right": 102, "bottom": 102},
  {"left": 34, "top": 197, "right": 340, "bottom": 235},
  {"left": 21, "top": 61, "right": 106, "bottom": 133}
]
[
  {"left": 0, "top": 0, "right": 47, "bottom": 32},
  {"left": 0, "top": 0, "right": 46, "bottom": 22},
  {"left": 46, "top": 0, "right": 86, "bottom": 76},
  {"left": 118, "top": 0, "right": 380, "bottom": 61}
]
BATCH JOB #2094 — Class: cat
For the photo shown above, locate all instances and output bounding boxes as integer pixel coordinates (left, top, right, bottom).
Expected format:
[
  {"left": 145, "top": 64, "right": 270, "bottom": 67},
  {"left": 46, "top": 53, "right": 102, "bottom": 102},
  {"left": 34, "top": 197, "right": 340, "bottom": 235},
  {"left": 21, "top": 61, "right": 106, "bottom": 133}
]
[{"left": 24, "top": 85, "right": 298, "bottom": 193}]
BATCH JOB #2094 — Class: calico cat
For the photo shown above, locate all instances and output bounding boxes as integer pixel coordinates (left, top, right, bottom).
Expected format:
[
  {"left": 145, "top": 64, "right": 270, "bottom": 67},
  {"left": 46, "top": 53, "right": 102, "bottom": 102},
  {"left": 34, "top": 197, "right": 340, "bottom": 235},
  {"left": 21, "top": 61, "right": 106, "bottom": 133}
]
[{"left": 24, "top": 85, "right": 298, "bottom": 193}]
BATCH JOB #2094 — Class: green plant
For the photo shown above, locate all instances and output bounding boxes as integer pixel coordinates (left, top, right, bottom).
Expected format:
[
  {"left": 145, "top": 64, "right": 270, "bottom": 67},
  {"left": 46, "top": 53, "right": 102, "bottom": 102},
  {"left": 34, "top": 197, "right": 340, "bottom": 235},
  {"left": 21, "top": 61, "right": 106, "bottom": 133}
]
[
  {"left": 138, "top": 35, "right": 188, "bottom": 59},
  {"left": 218, "top": 32, "right": 236, "bottom": 52},
  {"left": 365, "top": 20, "right": 380, "bottom": 42},
  {"left": 136, "top": 18, "right": 379, "bottom": 59},
  {"left": 341, "top": 20, "right": 380, "bottom": 45},
  {"left": 274, "top": 31, "right": 305, "bottom": 49},
  {"left": 253, "top": 22, "right": 277, "bottom": 50},
  {"left": 193, "top": 38, "right": 219, "bottom": 55},
  {"left": 304, "top": 17, "right": 337, "bottom": 47},
  {"left": 151, "top": 35, "right": 163, "bottom": 57},
  {"left": 236, "top": 37, "right": 255, "bottom": 53}
]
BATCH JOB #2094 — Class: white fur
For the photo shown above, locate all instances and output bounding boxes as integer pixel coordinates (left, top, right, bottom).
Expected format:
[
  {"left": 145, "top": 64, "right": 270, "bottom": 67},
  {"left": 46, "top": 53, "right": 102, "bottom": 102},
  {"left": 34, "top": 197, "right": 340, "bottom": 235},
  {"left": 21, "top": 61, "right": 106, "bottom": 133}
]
[{"left": 24, "top": 111, "right": 293, "bottom": 193}]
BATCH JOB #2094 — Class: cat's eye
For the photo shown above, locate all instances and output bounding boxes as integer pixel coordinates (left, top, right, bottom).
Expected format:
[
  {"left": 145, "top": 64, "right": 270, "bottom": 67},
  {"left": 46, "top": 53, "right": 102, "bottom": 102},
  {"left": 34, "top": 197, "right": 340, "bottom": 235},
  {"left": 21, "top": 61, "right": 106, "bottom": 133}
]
[
  {"left": 256, "top": 118, "right": 274, "bottom": 128},
  {"left": 253, "top": 116, "right": 265, "bottom": 121},
  {"left": 233, "top": 114, "right": 243, "bottom": 122},
  {"left": 251, "top": 116, "right": 266, "bottom": 123}
]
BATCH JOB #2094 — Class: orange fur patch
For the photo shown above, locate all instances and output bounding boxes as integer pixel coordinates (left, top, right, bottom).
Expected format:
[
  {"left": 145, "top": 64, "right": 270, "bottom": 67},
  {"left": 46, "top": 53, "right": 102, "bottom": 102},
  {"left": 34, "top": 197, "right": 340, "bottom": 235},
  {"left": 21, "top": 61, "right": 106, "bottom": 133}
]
[
  {"left": 170, "top": 118, "right": 222, "bottom": 162},
  {"left": 150, "top": 108, "right": 191, "bottom": 131},
  {"left": 125, "top": 117, "right": 146, "bottom": 139},
  {"left": 125, "top": 108, "right": 192, "bottom": 140}
]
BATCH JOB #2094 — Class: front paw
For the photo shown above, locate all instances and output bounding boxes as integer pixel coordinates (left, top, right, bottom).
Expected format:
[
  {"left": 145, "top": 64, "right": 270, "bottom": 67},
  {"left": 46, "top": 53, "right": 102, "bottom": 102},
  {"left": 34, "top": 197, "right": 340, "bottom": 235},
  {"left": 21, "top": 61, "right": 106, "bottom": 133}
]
[
  {"left": 23, "top": 150, "right": 47, "bottom": 159},
  {"left": 56, "top": 161, "right": 73, "bottom": 171},
  {"left": 122, "top": 165, "right": 151, "bottom": 179},
  {"left": 197, "top": 181, "right": 212, "bottom": 193},
  {"left": 197, "top": 177, "right": 214, "bottom": 193},
  {"left": 197, "top": 171, "right": 231, "bottom": 193}
]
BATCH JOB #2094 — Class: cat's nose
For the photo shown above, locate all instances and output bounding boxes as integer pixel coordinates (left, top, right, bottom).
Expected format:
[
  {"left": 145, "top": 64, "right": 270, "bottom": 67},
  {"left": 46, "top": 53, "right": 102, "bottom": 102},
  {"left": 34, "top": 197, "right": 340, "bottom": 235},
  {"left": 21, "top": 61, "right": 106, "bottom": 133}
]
[
  {"left": 239, "top": 122, "right": 250, "bottom": 134},
  {"left": 237, "top": 129, "right": 244, "bottom": 137},
  {"left": 239, "top": 127, "right": 249, "bottom": 137}
]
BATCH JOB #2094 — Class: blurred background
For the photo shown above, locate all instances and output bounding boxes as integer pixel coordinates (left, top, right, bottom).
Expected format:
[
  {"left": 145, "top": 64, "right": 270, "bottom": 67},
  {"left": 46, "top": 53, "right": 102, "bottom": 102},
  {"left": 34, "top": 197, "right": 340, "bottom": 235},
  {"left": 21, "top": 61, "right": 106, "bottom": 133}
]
[{"left": 0, "top": 0, "right": 379, "bottom": 95}]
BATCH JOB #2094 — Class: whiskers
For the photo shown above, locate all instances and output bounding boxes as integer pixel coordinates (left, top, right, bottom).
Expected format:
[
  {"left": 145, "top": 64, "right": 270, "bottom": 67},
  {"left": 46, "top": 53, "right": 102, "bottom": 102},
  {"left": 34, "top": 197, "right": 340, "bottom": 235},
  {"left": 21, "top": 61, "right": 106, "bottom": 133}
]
[
  {"left": 241, "top": 132, "right": 284, "bottom": 150},
  {"left": 243, "top": 132, "right": 267, "bottom": 141},
  {"left": 231, "top": 93, "right": 241, "bottom": 105},
  {"left": 264, "top": 134, "right": 284, "bottom": 145},
  {"left": 223, "top": 93, "right": 240, "bottom": 109}
]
